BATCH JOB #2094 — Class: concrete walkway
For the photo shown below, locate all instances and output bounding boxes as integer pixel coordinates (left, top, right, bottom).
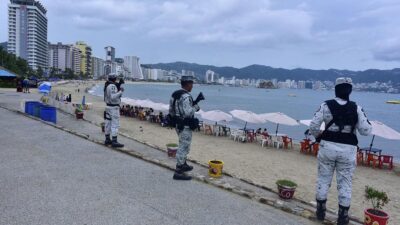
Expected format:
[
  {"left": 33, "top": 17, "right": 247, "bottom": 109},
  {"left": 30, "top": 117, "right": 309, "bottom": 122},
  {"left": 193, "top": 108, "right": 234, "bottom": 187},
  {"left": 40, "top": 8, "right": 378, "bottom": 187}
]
[{"left": 0, "top": 105, "right": 315, "bottom": 224}]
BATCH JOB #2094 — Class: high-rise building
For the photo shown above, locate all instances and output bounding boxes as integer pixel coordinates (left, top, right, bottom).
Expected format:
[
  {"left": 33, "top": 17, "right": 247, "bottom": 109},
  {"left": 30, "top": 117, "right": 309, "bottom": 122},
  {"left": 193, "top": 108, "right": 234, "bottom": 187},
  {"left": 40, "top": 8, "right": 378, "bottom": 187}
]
[
  {"left": 205, "top": 70, "right": 218, "bottom": 83},
  {"left": 91, "top": 56, "right": 105, "bottom": 79},
  {"left": 48, "top": 42, "right": 73, "bottom": 72},
  {"left": 105, "top": 46, "right": 115, "bottom": 62},
  {"left": 124, "top": 56, "right": 144, "bottom": 80},
  {"left": 8, "top": 0, "right": 48, "bottom": 70},
  {"left": 75, "top": 41, "right": 92, "bottom": 76},
  {"left": 71, "top": 46, "right": 81, "bottom": 75}
]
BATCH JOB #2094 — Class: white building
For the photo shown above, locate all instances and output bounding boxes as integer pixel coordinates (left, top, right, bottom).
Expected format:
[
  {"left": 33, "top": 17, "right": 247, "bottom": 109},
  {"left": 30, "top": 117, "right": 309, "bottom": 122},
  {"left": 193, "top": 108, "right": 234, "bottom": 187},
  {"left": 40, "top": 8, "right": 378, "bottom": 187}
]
[
  {"left": 48, "top": 42, "right": 81, "bottom": 75},
  {"left": 8, "top": 0, "right": 48, "bottom": 70},
  {"left": 91, "top": 56, "right": 105, "bottom": 79},
  {"left": 205, "top": 70, "right": 219, "bottom": 83},
  {"left": 124, "top": 56, "right": 143, "bottom": 80}
]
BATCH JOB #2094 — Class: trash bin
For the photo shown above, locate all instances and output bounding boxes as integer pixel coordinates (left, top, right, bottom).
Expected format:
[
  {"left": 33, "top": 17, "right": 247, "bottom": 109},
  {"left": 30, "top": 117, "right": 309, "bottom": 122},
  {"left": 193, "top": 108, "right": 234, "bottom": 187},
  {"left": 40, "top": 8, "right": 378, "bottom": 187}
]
[
  {"left": 25, "top": 101, "right": 41, "bottom": 116},
  {"left": 33, "top": 103, "right": 44, "bottom": 117},
  {"left": 208, "top": 160, "right": 224, "bottom": 178},
  {"left": 40, "top": 106, "right": 57, "bottom": 123}
]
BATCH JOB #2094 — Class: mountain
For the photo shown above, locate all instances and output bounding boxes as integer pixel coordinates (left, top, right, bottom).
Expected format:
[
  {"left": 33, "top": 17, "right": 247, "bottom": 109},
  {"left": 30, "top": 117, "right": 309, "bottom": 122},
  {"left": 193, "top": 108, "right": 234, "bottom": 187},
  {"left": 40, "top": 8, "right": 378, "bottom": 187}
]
[{"left": 143, "top": 62, "right": 400, "bottom": 83}]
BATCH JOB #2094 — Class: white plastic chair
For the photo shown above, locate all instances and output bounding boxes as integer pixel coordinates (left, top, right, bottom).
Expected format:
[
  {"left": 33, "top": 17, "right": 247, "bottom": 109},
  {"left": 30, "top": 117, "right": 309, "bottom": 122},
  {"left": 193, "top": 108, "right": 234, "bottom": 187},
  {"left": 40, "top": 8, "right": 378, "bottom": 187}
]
[{"left": 272, "top": 136, "right": 284, "bottom": 149}]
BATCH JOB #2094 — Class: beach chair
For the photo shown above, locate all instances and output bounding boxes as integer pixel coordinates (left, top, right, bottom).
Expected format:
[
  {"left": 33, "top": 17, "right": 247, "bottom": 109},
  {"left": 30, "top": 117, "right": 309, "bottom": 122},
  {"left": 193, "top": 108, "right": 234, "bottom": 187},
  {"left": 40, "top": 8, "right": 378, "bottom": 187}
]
[
  {"left": 356, "top": 150, "right": 364, "bottom": 166},
  {"left": 379, "top": 155, "right": 394, "bottom": 170},
  {"left": 260, "top": 136, "right": 272, "bottom": 148},
  {"left": 311, "top": 143, "right": 319, "bottom": 156},
  {"left": 272, "top": 136, "right": 284, "bottom": 149},
  {"left": 204, "top": 124, "right": 213, "bottom": 135},
  {"left": 282, "top": 136, "right": 293, "bottom": 149},
  {"left": 366, "top": 153, "right": 381, "bottom": 168}
]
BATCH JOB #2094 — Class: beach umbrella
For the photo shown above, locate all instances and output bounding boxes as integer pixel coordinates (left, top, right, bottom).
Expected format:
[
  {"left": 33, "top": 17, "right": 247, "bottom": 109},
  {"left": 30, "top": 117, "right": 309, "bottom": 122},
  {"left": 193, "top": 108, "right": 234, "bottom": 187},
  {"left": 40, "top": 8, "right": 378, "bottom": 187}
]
[
  {"left": 369, "top": 121, "right": 400, "bottom": 149},
  {"left": 201, "top": 110, "right": 233, "bottom": 123},
  {"left": 259, "top": 112, "right": 299, "bottom": 135},
  {"left": 230, "top": 110, "right": 265, "bottom": 129},
  {"left": 300, "top": 119, "right": 325, "bottom": 130},
  {"left": 38, "top": 82, "right": 51, "bottom": 94}
]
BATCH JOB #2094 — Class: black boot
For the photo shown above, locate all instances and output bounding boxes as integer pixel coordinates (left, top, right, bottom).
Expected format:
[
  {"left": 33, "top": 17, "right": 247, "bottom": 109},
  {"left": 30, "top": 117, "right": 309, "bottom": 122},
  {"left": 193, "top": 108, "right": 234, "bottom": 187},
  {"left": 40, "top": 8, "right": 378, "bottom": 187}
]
[
  {"left": 337, "top": 205, "right": 350, "bottom": 225},
  {"left": 111, "top": 136, "right": 124, "bottom": 148},
  {"left": 105, "top": 134, "right": 112, "bottom": 146},
  {"left": 173, "top": 165, "right": 192, "bottom": 180},
  {"left": 177, "top": 161, "right": 193, "bottom": 172},
  {"left": 316, "top": 199, "right": 327, "bottom": 221}
]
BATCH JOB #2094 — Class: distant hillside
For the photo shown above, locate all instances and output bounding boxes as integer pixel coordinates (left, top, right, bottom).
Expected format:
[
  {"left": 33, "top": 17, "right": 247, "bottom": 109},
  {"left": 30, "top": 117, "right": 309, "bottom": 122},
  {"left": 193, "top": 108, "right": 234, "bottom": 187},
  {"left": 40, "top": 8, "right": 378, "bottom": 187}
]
[{"left": 144, "top": 62, "right": 400, "bottom": 83}]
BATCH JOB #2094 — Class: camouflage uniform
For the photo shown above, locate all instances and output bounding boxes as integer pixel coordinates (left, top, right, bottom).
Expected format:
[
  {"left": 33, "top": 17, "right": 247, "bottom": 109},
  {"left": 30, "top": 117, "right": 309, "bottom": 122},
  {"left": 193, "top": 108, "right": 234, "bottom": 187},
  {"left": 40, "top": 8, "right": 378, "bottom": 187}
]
[
  {"left": 169, "top": 90, "right": 200, "bottom": 166},
  {"left": 310, "top": 97, "right": 372, "bottom": 207},
  {"left": 104, "top": 82, "right": 122, "bottom": 137}
]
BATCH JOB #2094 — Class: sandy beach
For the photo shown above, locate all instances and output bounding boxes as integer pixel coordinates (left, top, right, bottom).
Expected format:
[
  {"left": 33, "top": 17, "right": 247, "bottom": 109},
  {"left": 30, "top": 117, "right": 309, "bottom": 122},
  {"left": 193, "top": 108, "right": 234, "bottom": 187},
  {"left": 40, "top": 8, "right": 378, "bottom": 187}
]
[{"left": 51, "top": 81, "right": 400, "bottom": 222}]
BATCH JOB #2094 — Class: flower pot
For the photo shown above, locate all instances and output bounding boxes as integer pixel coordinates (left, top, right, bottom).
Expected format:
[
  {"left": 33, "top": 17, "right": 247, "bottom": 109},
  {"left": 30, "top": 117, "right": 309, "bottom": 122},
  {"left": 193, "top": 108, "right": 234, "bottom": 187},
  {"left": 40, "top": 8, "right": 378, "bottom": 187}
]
[
  {"left": 277, "top": 184, "right": 296, "bottom": 200},
  {"left": 208, "top": 160, "right": 224, "bottom": 178},
  {"left": 75, "top": 112, "right": 84, "bottom": 119},
  {"left": 364, "top": 208, "right": 389, "bottom": 225},
  {"left": 167, "top": 144, "right": 178, "bottom": 158}
]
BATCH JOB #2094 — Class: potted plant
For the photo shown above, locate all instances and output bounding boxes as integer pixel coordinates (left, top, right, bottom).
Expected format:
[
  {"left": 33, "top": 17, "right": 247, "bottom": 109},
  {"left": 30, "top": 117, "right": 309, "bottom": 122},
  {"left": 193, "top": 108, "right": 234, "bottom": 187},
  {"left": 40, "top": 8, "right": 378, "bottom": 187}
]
[
  {"left": 364, "top": 186, "right": 390, "bottom": 225},
  {"left": 75, "top": 104, "right": 84, "bottom": 119},
  {"left": 166, "top": 143, "right": 178, "bottom": 158},
  {"left": 276, "top": 179, "right": 297, "bottom": 200}
]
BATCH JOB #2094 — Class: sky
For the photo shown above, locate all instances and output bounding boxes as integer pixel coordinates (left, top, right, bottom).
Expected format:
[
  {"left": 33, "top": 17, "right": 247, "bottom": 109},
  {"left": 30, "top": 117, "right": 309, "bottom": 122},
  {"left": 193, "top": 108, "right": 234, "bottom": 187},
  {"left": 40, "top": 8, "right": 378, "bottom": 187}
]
[{"left": 1, "top": 0, "right": 400, "bottom": 71}]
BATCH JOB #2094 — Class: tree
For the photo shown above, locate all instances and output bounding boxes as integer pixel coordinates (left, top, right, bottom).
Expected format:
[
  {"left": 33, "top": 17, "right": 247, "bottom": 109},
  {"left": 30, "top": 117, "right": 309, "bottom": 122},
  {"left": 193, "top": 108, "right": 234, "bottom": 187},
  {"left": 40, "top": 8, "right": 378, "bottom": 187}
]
[{"left": 36, "top": 66, "right": 44, "bottom": 78}]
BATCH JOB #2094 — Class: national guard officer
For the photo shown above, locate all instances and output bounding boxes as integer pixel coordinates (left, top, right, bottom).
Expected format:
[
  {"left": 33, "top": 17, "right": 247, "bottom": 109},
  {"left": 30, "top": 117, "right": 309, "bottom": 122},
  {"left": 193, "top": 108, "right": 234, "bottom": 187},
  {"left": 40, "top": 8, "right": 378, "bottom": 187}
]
[
  {"left": 104, "top": 73, "right": 124, "bottom": 148},
  {"left": 169, "top": 76, "right": 204, "bottom": 180},
  {"left": 310, "top": 77, "right": 372, "bottom": 225}
]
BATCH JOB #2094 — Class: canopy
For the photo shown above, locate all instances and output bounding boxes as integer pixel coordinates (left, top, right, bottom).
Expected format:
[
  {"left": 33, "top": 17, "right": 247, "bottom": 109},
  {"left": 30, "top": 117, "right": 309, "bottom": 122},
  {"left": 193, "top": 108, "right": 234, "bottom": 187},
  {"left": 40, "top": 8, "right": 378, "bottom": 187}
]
[
  {"left": 38, "top": 82, "right": 51, "bottom": 93},
  {"left": 370, "top": 121, "right": 400, "bottom": 140},
  {"left": 229, "top": 110, "right": 265, "bottom": 124},
  {"left": 121, "top": 98, "right": 169, "bottom": 111},
  {"left": 201, "top": 110, "right": 233, "bottom": 122},
  {"left": 0, "top": 69, "right": 16, "bottom": 77}
]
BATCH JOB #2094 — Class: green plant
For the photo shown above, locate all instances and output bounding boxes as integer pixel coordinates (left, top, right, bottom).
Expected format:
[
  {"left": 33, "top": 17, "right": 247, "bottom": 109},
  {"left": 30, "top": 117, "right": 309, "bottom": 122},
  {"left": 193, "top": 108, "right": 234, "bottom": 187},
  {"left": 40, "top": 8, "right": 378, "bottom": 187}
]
[
  {"left": 276, "top": 179, "right": 297, "bottom": 188},
  {"left": 75, "top": 104, "right": 84, "bottom": 113},
  {"left": 365, "top": 186, "right": 390, "bottom": 210},
  {"left": 166, "top": 143, "right": 178, "bottom": 148}
]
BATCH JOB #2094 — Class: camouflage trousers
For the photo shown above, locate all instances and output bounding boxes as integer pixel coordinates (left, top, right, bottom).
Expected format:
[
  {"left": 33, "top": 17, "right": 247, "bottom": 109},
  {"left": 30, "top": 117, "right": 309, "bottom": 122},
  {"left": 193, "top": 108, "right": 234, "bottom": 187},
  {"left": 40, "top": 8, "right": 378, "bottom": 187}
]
[
  {"left": 316, "top": 140, "right": 357, "bottom": 207},
  {"left": 105, "top": 106, "right": 120, "bottom": 137},
  {"left": 176, "top": 127, "right": 193, "bottom": 166}
]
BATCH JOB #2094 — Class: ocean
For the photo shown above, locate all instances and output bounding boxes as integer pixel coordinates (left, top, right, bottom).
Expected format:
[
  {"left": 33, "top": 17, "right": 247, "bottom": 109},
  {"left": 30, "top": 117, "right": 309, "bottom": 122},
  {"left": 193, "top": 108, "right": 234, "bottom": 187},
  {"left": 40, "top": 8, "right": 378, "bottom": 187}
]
[{"left": 92, "top": 82, "right": 400, "bottom": 162}]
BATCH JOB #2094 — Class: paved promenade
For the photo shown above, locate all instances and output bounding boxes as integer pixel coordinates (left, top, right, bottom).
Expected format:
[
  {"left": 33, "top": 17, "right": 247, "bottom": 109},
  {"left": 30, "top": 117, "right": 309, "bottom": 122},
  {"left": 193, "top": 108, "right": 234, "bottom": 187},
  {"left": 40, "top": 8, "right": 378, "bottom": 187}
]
[{"left": 0, "top": 94, "right": 316, "bottom": 225}]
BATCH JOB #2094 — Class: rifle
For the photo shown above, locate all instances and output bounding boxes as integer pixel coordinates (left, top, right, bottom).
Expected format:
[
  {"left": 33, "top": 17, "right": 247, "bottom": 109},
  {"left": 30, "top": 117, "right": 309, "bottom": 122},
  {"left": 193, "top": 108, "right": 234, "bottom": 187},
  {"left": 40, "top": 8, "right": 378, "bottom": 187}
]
[{"left": 193, "top": 92, "right": 205, "bottom": 105}]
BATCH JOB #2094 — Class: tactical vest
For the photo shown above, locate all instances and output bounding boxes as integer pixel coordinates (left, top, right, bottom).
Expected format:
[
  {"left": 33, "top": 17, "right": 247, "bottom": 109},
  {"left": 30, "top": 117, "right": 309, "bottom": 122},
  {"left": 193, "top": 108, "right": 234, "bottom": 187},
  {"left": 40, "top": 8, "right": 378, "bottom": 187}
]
[
  {"left": 320, "top": 99, "right": 359, "bottom": 146},
  {"left": 169, "top": 89, "right": 198, "bottom": 131}
]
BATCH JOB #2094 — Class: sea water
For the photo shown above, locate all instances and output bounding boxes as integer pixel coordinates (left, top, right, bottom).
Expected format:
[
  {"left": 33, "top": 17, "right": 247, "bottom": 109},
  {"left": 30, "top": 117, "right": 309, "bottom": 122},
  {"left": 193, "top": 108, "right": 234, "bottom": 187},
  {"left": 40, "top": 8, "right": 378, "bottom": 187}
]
[{"left": 93, "top": 83, "right": 400, "bottom": 162}]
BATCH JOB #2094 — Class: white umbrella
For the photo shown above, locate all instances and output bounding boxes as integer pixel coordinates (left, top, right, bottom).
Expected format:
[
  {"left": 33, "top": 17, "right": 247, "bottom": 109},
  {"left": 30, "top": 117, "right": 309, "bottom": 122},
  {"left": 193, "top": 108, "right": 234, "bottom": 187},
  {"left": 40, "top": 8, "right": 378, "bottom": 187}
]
[
  {"left": 300, "top": 119, "right": 325, "bottom": 130},
  {"left": 259, "top": 112, "right": 299, "bottom": 135},
  {"left": 369, "top": 120, "right": 400, "bottom": 149},
  {"left": 201, "top": 110, "right": 233, "bottom": 123},
  {"left": 230, "top": 110, "right": 265, "bottom": 129}
]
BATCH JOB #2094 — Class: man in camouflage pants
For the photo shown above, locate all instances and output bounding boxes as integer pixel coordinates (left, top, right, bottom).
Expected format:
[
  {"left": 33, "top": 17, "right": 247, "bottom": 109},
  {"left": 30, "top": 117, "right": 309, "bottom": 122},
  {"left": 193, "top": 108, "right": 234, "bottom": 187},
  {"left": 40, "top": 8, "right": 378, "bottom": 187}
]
[
  {"left": 310, "top": 77, "right": 372, "bottom": 225},
  {"left": 169, "top": 76, "right": 201, "bottom": 180}
]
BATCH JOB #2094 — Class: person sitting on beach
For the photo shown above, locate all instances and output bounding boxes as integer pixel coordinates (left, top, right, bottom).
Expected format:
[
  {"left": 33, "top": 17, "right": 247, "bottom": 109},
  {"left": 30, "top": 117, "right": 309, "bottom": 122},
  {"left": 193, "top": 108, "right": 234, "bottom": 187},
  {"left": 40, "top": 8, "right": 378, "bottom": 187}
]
[
  {"left": 256, "top": 128, "right": 262, "bottom": 134},
  {"left": 120, "top": 105, "right": 125, "bottom": 116},
  {"left": 261, "top": 128, "right": 269, "bottom": 137}
]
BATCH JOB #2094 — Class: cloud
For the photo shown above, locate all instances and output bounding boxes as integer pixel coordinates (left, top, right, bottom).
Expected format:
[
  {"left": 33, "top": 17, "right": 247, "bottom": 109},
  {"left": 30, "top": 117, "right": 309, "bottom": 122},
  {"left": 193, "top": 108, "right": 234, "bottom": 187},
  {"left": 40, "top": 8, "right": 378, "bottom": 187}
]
[
  {"left": 43, "top": 0, "right": 314, "bottom": 47},
  {"left": 373, "top": 38, "right": 400, "bottom": 62}
]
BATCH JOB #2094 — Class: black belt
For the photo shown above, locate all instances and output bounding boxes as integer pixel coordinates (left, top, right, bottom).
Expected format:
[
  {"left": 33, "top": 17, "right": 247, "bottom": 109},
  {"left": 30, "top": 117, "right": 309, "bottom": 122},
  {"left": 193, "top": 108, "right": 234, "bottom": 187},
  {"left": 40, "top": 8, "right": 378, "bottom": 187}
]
[{"left": 106, "top": 104, "right": 120, "bottom": 107}]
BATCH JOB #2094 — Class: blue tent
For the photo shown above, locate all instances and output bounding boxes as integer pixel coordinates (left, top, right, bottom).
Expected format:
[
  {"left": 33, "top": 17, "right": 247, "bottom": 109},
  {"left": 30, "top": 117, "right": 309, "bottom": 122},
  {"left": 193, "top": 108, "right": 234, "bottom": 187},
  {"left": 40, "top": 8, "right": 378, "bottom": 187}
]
[{"left": 0, "top": 69, "right": 17, "bottom": 77}]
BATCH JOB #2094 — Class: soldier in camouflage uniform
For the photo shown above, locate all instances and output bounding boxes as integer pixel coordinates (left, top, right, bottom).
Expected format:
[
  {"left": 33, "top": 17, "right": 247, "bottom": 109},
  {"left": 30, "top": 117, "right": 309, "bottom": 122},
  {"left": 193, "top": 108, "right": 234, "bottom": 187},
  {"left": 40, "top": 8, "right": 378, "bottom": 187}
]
[
  {"left": 310, "top": 77, "right": 372, "bottom": 225},
  {"left": 169, "top": 76, "right": 201, "bottom": 180},
  {"left": 104, "top": 73, "right": 124, "bottom": 148}
]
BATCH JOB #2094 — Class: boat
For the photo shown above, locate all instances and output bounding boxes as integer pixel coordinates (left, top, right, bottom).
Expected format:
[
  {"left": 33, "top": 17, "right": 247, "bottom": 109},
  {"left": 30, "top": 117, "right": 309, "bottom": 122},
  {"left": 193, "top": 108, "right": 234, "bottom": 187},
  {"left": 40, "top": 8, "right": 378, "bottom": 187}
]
[
  {"left": 288, "top": 94, "right": 297, "bottom": 97},
  {"left": 386, "top": 100, "right": 400, "bottom": 104}
]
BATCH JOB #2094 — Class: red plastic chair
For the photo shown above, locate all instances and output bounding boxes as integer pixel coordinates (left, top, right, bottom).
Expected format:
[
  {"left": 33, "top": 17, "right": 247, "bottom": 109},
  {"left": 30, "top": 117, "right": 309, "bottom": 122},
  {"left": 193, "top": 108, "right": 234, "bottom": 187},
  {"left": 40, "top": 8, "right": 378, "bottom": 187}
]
[
  {"left": 300, "top": 141, "right": 309, "bottom": 154},
  {"left": 356, "top": 150, "right": 364, "bottom": 166},
  {"left": 379, "top": 155, "right": 394, "bottom": 170},
  {"left": 312, "top": 143, "right": 319, "bottom": 156},
  {"left": 366, "top": 153, "right": 381, "bottom": 168},
  {"left": 282, "top": 136, "right": 293, "bottom": 149}
]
